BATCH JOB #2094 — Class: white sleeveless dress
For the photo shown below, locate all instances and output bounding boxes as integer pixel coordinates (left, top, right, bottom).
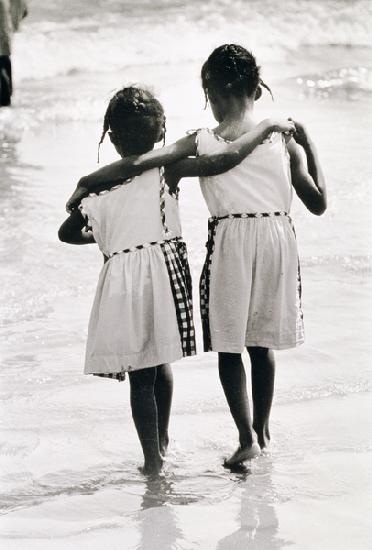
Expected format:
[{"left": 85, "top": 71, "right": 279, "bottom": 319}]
[
  {"left": 79, "top": 168, "right": 195, "bottom": 379},
  {"left": 197, "top": 129, "right": 304, "bottom": 352}
]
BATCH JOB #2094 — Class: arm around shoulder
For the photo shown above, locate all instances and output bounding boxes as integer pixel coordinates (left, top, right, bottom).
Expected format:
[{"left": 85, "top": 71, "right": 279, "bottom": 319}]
[
  {"left": 66, "top": 134, "right": 198, "bottom": 211},
  {"left": 166, "top": 118, "right": 296, "bottom": 184},
  {"left": 78, "top": 133, "right": 197, "bottom": 190}
]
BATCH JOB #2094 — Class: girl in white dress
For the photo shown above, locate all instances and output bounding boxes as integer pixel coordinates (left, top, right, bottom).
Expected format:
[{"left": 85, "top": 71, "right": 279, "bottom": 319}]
[
  {"left": 60, "top": 86, "right": 293, "bottom": 474},
  {"left": 196, "top": 45, "right": 326, "bottom": 465},
  {"left": 59, "top": 87, "right": 197, "bottom": 475}
]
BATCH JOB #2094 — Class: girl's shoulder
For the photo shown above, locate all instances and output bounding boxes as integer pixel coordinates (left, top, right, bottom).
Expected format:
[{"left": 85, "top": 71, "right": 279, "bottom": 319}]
[{"left": 189, "top": 127, "right": 223, "bottom": 156}]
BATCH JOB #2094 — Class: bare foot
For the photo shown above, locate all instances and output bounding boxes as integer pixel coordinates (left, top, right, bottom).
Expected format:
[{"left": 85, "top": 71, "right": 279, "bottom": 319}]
[
  {"left": 159, "top": 435, "right": 169, "bottom": 457},
  {"left": 224, "top": 442, "right": 261, "bottom": 467},
  {"left": 223, "top": 462, "right": 251, "bottom": 474},
  {"left": 138, "top": 457, "right": 164, "bottom": 476},
  {"left": 259, "top": 436, "right": 271, "bottom": 451},
  {"left": 253, "top": 424, "right": 271, "bottom": 450}
]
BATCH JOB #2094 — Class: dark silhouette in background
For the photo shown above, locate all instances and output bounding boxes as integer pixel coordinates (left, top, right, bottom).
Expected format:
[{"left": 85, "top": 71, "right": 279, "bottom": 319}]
[{"left": 0, "top": 0, "right": 27, "bottom": 106}]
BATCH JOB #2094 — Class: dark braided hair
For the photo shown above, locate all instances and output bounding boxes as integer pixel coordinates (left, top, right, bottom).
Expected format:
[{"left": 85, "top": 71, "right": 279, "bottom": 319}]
[
  {"left": 201, "top": 44, "right": 273, "bottom": 105},
  {"left": 98, "top": 86, "right": 165, "bottom": 161}
]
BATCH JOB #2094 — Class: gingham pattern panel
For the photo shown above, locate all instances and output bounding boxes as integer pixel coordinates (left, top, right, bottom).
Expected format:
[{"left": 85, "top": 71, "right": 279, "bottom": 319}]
[
  {"left": 288, "top": 219, "right": 304, "bottom": 330},
  {"left": 94, "top": 372, "right": 126, "bottom": 382},
  {"left": 200, "top": 211, "right": 290, "bottom": 352},
  {"left": 161, "top": 239, "right": 196, "bottom": 357},
  {"left": 199, "top": 218, "right": 219, "bottom": 352}
]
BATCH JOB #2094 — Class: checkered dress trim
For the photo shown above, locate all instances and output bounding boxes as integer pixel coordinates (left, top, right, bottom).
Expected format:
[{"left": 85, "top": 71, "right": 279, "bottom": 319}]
[
  {"left": 288, "top": 221, "right": 304, "bottom": 332},
  {"left": 159, "top": 167, "right": 173, "bottom": 239},
  {"left": 95, "top": 371, "right": 126, "bottom": 382},
  {"left": 161, "top": 239, "right": 196, "bottom": 357},
  {"left": 200, "top": 211, "right": 292, "bottom": 352},
  {"left": 106, "top": 236, "right": 183, "bottom": 258}
]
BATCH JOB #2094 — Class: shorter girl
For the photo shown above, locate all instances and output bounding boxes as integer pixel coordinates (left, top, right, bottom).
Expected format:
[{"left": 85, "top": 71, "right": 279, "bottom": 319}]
[{"left": 59, "top": 86, "right": 293, "bottom": 474}]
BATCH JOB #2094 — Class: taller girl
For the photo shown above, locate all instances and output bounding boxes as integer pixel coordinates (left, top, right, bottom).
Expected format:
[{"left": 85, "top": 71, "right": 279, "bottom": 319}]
[{"left": 197, "top": 44, "right": 327, "bottom": 464}]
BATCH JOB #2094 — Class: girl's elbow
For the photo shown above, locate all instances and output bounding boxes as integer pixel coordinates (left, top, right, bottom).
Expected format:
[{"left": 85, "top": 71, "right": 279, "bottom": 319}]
[
  {"left": 318, "top": 203, "right": 327, "bottom": 216},
  {"left": 58, "top": 226, "right": 73, "bottom": 243},
  {"left": 58, "top": 227, "right": 66, "bottom": 242},
  {"left": 311, "top": 198, "right": 327, "bottom": 216}
]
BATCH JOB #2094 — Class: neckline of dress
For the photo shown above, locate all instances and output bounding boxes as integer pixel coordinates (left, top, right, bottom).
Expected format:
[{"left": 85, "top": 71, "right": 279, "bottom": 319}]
[
  {"left": 207, "top": 128, "right": 232, "bottom": 143},
  {"left": 86, "top": 178, "right": 135, "bottom": 199},
  {"left": 207, "top": 127, "right": 277, "bottom": 146}
]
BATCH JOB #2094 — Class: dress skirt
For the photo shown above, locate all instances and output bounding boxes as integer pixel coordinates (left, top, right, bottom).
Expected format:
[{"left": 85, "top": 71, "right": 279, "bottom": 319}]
[
  {"left": 200, "top": 214, "right": 304, "bottom": 353},
  {"left": 85, "top": 239, "right": 195, "bottom": 377}
]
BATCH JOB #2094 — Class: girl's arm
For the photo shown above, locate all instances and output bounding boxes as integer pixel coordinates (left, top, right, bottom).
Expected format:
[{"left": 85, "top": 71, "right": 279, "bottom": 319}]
[
  {"left": 164, "top": 118, "right": 295, "bottom": 191},
  {"left": 287, "top": 121, "right": 327, "bottom": 215},
  {"left": 66, "top": 118, "right": 294, "bottom": 211},
  {"left": 66, "top": 133, "right": 197, "bottom": 212},
  {"left": 58, "top": 210, "right": 96, "bottom": 245}
]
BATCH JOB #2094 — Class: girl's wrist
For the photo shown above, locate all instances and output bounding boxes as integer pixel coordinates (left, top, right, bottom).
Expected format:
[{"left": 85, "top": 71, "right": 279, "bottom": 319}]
[
  {"left": 262, "top": 119, "right": 275, "bottom": 137},
  {"left": 300, "top": 136, "right": 314, "bottom": 150}
]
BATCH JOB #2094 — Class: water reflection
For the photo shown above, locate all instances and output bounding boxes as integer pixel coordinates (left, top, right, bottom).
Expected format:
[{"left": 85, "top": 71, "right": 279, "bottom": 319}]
[
  {"left": 136, "top": 475, "right": 184, "bottom": 550},
  {"left": 216, "top": 460, "right": 288, "bottom": 550},
  {"left": 140, "top": 475, "right": 175, "bottom": 510}
]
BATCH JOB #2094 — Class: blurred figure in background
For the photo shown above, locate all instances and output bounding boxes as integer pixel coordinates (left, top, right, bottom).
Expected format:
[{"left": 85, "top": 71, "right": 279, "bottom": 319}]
[{"left": 0, "top": 0, "right": 27, "bottom": 107}]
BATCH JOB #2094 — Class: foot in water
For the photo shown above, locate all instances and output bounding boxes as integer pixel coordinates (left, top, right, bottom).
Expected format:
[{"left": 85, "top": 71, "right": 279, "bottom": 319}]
[
  {"left": 159, "top": 435, "right": 169, "bottom": 457},
  {"left": 224, "top": 442, "right": 261, "bottom": 467},
  {"left": 139, "top": 456, "right": 164, "bottom": 476},
  {"left": 253, "top": 423, "right": 271, "bottom": 450}
]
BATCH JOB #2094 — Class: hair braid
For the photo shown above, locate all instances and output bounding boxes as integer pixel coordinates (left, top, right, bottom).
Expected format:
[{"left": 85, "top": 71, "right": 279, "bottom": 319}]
[{"left": 97, "top": 108, "right": 111, "bottom": 163}]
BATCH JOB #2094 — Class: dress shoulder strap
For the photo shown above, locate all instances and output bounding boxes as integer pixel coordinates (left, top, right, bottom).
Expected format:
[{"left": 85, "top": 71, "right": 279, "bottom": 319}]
[{"left": 186, "top": 128, "right": 213, "bottom": 157}]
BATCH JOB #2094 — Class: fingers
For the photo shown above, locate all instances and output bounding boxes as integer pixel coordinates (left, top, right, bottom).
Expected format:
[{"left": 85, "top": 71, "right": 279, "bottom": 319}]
[
  {"left": 65, "top": 200, "right": 76, "bottom": 214},
  {"left": 284, "top": 119, "right": 296, "bottom": 135}
]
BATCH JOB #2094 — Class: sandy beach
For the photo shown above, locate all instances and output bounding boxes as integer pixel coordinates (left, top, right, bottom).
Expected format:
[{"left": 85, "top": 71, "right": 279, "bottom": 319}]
[{"left": 1, "top": 1, "right": 372, "bottom": 548}]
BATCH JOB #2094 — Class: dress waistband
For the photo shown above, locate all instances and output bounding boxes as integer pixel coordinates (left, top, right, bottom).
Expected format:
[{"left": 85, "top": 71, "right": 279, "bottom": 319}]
[
  {"left": 107, "top": 236, "right": 183, "bottom": 259},
  {"left": 209, "top": 211, "right": 289, "bottom": 222}
]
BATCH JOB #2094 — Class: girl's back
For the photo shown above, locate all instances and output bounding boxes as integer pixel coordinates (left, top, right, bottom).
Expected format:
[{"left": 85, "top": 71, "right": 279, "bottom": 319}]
[
  {"left": 197, "top": 129, "right": 292, "bottom": 216},
  {"left": 80, "top": 168, "right": 181, "bottom": 257}
]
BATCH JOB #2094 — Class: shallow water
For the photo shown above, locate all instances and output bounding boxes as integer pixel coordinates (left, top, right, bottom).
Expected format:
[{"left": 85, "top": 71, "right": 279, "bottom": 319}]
[{"left": 1, "top": 1, "right": 372, "bottom": 548}]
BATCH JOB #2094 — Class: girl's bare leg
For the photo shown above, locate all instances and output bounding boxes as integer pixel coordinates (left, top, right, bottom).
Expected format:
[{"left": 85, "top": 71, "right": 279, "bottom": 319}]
[
  {"left": 248, "top": 347, "right": 275, "bottom": 449},
  {"left": 154, "top": 363, "right": 173, "bottom": 456},
  {"left": 129, "top": 368, "right": 163, "bottom": 475},
  {"left": 218, "top": 352, "right": 260, "bottom": 465}
]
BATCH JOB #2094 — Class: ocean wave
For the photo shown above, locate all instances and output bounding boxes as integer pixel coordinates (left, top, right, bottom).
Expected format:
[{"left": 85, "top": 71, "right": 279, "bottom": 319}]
[
  {"left": 174, "top": 379, "right": 371, "bottom": 416},
  {"left": 275, "top": 380, "right": 371, "bottom": 406},
  {"left": 12, "top": 0, "right": 372, "bottom": 82}
]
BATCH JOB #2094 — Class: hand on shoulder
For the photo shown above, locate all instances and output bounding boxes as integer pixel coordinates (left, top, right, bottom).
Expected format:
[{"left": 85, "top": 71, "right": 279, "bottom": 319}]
[{"left": 265, "top": 118, "right": 296, "bottom": 136}]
